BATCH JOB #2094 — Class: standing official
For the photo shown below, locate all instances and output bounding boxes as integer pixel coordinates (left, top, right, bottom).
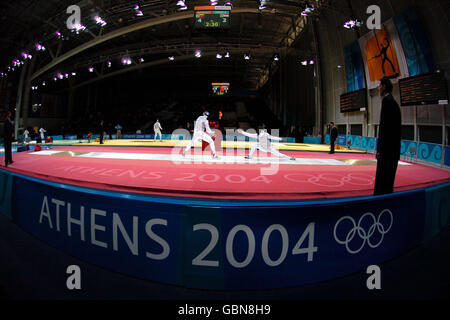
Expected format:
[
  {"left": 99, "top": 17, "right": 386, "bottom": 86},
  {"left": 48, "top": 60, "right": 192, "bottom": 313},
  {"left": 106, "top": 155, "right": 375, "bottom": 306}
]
[
  {"left": 3, "top": 111, "right": 14, "bottom": 167},
  {"left": 374, "top": 77, "right": 402, "bottom": 195},
  {"left": 329, "top": 122, "right": 338, "bottom": 154},
  {"left": 99, "top": 120, "right": 105, "bottom": 144}
]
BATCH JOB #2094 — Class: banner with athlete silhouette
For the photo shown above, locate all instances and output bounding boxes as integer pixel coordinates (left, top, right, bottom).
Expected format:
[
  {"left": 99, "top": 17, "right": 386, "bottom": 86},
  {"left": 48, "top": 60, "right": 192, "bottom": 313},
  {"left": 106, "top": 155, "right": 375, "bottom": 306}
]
[{"left": 358, "top": 18, "right": 409, "bottom": 90}]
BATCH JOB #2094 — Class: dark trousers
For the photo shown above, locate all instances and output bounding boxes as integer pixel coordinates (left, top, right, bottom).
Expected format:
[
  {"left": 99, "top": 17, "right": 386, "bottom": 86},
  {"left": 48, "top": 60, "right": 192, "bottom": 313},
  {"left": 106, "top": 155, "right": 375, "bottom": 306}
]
[
  {"left": 330, "top": 140, "right": 336, "bottom": 154},
  {"left": 100, "top": 132, "right": 104, "bottom": 144},
  {"left": 4, "top": 138, "right": 12, "bottom": 166},
  {"left": 374, "top": 156, "right": 399, "bottom": 195}
]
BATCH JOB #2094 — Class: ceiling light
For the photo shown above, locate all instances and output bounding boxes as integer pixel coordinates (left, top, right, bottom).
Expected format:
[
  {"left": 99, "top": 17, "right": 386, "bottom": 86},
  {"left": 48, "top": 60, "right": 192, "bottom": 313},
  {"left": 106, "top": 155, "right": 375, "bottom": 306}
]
[
  {"left": 72, "top": 24, "right": 86, "bottom": 34},
  {"left": 94, "top": 16, "right": 107, "bottom": 27},
  {"left": 35, "top": 43, "right": 46, "bottom": 51},
  {"left": 344, "top": 19, "right": 363, "bottom": 29},
  {"left": 301, "top": 3, "right": 314, "bottom": 16},
  {"left": 122, "top": 58, "right": 132, "bottom": 65}
]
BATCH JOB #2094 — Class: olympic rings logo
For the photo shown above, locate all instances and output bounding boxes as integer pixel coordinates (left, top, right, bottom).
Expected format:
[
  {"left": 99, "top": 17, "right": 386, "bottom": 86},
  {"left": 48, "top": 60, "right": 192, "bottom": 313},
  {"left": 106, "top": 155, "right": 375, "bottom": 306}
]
[
  {"left": 333, "top": 209, "right": 393, "bottom": 254},
  {"left": 284, "top": 173, "right": 374, "bottom": 187}
]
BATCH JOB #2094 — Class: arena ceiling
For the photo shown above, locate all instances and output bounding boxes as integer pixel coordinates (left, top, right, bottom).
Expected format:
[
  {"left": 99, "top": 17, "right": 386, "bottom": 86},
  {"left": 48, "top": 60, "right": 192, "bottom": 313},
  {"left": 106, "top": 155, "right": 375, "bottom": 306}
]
[{"left": 0, "top": 0, "right": 350, "bottom": 90}]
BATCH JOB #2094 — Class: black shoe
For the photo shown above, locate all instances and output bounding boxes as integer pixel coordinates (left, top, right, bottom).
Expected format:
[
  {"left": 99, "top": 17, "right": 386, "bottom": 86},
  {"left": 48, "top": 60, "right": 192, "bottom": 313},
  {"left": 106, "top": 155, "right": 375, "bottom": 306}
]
[
  {"left": 245, "top": 156, "right": 251, "bottom": 160},
  {"left": 290, "top": 157, "right": 296, "bottom": 161}
]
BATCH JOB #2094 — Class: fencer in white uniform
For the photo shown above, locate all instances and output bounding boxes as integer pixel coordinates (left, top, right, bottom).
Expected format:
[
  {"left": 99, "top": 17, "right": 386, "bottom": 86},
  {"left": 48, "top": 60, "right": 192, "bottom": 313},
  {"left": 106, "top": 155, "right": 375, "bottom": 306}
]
[
  {"left": 183, "top": 111, "right": 218, "bottom": 158},
  {"left": 154, "top": 120, "right": 163, "bottom": 142},
  {"left": 39, "top": 127, "right": 46, "bottom": 141},
  {"left": 237, "top": 128, "right": 296, "bottom": 160},
  {"left": 23, "top": 129, "right": 30, "bottom": 143}
]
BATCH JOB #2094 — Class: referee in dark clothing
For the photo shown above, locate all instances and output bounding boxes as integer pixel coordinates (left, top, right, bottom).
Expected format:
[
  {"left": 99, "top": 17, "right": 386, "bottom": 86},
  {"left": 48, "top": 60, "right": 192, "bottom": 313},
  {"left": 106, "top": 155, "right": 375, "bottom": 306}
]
[
  {"left": 374, "top": 77, "right": 402, "bottom": 195},
  {"left": 3, "top": 111, "right": 14, "bottom": 167},
  {"left": 329, "top": 122, "right": 338, "bottom": 154},
  {"left": 99, "top": 119, "right": 104, "bottom": 144}
]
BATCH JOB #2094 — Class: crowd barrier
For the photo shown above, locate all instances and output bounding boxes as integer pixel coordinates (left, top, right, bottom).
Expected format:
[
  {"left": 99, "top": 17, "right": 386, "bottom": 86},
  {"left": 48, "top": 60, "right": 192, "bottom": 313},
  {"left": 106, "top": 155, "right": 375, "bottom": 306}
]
[{"left": 322, "top": 134, "right": 449, "bottom": 167}]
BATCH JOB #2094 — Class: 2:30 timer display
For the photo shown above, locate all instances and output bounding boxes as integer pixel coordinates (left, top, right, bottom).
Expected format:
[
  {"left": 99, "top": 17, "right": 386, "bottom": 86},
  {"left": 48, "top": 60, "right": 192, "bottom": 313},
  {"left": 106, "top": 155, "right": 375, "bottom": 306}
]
[{"left": 195, "top": 9, "right": 230, "bottom": 29}]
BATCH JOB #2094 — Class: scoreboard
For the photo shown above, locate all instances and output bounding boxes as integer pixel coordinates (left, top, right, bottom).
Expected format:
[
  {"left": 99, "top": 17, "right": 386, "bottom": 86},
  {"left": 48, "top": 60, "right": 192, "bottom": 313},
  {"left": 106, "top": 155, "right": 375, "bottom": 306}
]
[
  {"left": 399, "top": 72, "right": 449, "bottom": 106},
  {"left": 212, "top": 83, "right": 230, "bottom": 96},
  {"left": 340, "top": 88, "right": 367, "bottom": 113},
  {"left": 194, "top": 6, "right": 231, "bottom": 29}
]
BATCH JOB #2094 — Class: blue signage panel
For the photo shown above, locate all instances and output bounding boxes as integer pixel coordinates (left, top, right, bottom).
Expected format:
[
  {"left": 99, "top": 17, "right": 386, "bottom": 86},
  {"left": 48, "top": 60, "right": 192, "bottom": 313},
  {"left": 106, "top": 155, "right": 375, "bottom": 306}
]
[
  {"left": 11, "top": 174, "right": 431, "bottom": 290},
  {"left": 424, "top": 183, "right": 450, "bottom": 241},
  {"left": 182, "top": 193, "right": 426, "bottom": 289},
  {"left": 0, "top": 171, "right": 13, "bottom": 219},
  {"left": 446, "top": 146, "right": 450, "bottom": 167},
  {"left": 14, "top": 178, "right": 184, "bottom": 286},
  {"left": 337, "top": 135, "right": 347, "bottom": 146},
  {"left": 417, "top": 143, "right": 442, "bottom": 165}
]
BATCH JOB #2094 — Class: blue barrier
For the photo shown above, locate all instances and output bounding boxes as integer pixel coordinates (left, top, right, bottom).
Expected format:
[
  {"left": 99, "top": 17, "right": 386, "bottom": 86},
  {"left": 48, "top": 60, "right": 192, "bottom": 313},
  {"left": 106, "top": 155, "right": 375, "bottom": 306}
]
[
  {"left": 0, "top": 171, "right": 13, "bottom": 220},
  {"left": 401, "top": 140, "right": 418, "bottom": 157},
  {"left": 324, "top": 134, "right": 376, "bottom": 151},
  {"left": 83, "top": 134, "right": 100, "bottom": 139},
  {"left": 445, "top": 146, "right": 450, "bottom": 167},
  {"left": 417, "top": 142, "right": 443, "bottom": 165},
  {"left": 337, "top": 135, "right": 347, "bottom": 146},
  {"left": 347, "top": 135, "right": 362, "bottom": 148},
  {"left": 64, "top": 135, "right": 78, "bottom": 140},
  {"left": 304, "top": 137, "right": 322, "bottom": 144},
  {"left": 361, "top": 137, "right": 376, "bottom": 151},
  {"left": 52, "top": 135, "right": 64, "bottom": 141},
  {"left": 1, "top": 169, "right": 448, "bottom": 290}
]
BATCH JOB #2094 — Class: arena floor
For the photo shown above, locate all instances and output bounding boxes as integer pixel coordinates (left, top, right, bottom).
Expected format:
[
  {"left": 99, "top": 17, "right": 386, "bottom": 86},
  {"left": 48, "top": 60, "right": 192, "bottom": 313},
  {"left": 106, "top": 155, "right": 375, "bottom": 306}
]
[{"left": 2, "top": 142, "right": 449, "bottom": 200}]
